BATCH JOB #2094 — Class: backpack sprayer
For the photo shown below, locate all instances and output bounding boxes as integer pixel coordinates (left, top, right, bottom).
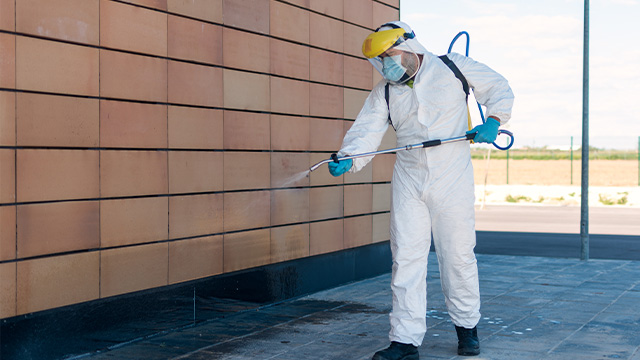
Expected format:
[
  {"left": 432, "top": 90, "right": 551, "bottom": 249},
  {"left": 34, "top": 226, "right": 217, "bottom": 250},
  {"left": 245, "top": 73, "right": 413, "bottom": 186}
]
[
  {"left": 309, "top": 31, "right": 515, "bottom": 172},
  {"left": 448, "top": 31, "right": 514, "bottom": 151}
]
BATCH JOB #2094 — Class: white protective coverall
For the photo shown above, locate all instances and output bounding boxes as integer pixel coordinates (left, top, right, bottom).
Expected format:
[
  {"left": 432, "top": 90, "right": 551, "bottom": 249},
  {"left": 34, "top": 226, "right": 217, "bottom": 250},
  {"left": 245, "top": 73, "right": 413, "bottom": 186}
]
[{"left": 337, "top": 35, "right": 514, "bottom": 346}]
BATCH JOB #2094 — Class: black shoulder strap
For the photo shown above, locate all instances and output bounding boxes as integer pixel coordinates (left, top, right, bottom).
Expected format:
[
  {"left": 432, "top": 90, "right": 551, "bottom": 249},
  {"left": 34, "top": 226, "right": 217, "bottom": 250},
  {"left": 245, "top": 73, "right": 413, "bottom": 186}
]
[
  {"left": 438, "top": 55, "right": 469, "bottom": 100},
  {"left": 384, "top": 83, "right": 396, "bottom": 131}
]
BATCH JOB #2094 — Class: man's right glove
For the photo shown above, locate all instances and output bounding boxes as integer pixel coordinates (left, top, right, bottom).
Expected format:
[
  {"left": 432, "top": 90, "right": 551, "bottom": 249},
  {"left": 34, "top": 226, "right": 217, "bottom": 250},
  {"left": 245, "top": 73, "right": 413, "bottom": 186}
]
[
  {"left": 467, "top": 117, "right": 500, "bottom": 144},
  {"left": 328, "top": 158, "right": 352, "bottom": 177}
]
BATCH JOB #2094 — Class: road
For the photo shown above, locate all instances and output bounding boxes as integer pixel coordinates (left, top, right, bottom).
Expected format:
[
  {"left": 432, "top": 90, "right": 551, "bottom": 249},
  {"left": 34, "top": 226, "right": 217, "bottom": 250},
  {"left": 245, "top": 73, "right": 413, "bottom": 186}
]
[{"left": 473, "top": 205, "right": 640, "bottom": 260}]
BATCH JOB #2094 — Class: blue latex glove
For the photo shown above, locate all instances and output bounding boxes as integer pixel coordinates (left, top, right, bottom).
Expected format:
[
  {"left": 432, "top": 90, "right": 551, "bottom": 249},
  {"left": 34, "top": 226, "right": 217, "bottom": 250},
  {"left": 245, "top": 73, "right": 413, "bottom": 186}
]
[
  {"left": 467, "top": 118, "right": 500, "bottom": 144},
  {"left": 328, "top": 158, "right": 353, "bottom": 177}
]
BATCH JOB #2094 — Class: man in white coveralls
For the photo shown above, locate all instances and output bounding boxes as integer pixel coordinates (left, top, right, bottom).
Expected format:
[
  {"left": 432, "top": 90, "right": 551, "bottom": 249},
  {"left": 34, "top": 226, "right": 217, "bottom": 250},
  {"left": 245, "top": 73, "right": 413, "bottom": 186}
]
[{"left": 327, "top": 21, "right": 514, "bottom": 359}]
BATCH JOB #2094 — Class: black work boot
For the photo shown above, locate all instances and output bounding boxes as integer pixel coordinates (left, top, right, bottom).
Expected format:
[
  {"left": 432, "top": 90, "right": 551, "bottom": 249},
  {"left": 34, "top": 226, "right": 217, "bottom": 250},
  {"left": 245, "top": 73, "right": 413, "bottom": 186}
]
[
  {"left": 372, "top": 341, "right": 419, "bottom": 360},
  {"left": 455, "top": 326, "right": 480, "bottom": 356}
]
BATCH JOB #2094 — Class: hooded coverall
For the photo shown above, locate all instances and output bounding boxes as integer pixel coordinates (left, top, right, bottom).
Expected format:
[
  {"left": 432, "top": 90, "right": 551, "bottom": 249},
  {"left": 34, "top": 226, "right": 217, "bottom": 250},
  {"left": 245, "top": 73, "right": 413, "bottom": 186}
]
[{"left": 337, "top": 46, "right": 514, "bottom": 346}]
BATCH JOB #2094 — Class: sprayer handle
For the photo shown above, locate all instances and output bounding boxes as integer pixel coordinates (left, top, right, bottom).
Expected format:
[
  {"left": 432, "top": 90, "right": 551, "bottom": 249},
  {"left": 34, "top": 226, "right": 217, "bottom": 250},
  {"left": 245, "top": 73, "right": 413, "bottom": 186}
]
[
  {"left": 421, "top": 140, "right": 441, "bottom": 148},
  {"left": 330, "top": 153, "right": 340, "bottom": 163}
]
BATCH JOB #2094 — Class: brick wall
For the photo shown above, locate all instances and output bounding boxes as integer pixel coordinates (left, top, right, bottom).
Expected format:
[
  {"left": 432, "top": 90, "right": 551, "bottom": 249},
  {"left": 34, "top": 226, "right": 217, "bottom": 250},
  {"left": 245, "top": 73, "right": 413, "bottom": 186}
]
[{"left": 0, "top": 0, "right": 399, "bottom": 318}]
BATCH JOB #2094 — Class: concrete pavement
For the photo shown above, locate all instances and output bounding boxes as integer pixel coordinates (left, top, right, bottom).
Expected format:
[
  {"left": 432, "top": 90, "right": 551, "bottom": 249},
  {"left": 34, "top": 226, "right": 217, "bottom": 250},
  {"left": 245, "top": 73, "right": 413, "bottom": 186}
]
[
  {"left": 78, "top": 252, "right": 640, "bottom": 360},
  {"left": 474, "top": 204, "right": 640, "bottom": 236}
]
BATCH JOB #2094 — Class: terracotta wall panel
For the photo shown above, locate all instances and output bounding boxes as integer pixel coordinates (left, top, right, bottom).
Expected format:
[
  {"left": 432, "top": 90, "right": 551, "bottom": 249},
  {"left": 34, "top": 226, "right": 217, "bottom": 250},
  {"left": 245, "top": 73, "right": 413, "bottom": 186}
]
[
  {"left": 373, "top": 66, "right": 384, "bottom": 88},
  {"left": 344, "top": 88, "right": 369, "bottom": 120},
  {"left": 373, "top": 183, "right": 391, "bottom": 212},
  {"left": 0, "top": 33, "right": 15, "bottom": 88},
  {"left": 169, "top": 107, "right": 223, "bottom": 150},
  {"left": 309, "top": 0, "right": 343, "bottom": 18},
  {"left": 271, "top": 116, "right": 309, "bottom": 151},
  {"left": 169, "top": 193, "right": 223, "bottom": 239},
  {"left": 100, "top": 243, "right": 168, "bottom": 298},
  {"left": 309, "top": 186, "right": 343, "bottom": 221},
  {"left": 271, "top": 224, "right": 309, "bottom": 263},
  {"left": 16, "top": 36, "right": 98, "bottom": 96},
  {"left": 223, "top": 70, "right": 270, "bottom": 111},
  {"left": 344, "top": 184, "right": 372, "bottom": 216},
  {"left": 344, "top": 215, "right": 372, "bottom": 249},
  {"left": 223, "top": 191, "right": 270, "bottom": 232},
  {"left": 373, "top": 1, "right": 399, "bottom": 27},
  {"left": 168, "top": 15, "right": 222, "bottom": 64},
  {"left": 372, "top": 153, "right": 395, "bottom": 182},
  {"left": 100, "top": 0, "right": 167, "bottom": 56},
  {"left": 377, "top": 0, "right": 399, "bottom": 8},
  {"left": 344, "top": 56, "right": 372, "bottom": 90},
  {"left": 223, "top": 0, "right": 269, "bottom": 34},
  {"left": 100, "top": 50, "right": 167, "bottom": 102},
  {"left": 17, "top": 252, "right": 99, "bottom": 315},
  {"left": 17, "top": 149, "right": 99, "bottom": 202},
  {"left": 309, "top": 49, "right": 343, "bottom": 86},
  {"left": 223, "top": 111, "right": 270, "bottom": 150},
  {"left": 168, "top": 0, "right": 222, "bottom": 23},
  {"left": 281, "top": 0, "right": 309, "bottom": 8},
  {"left": 223, "top": 152, "right": 270, "bottom": 191},
  {"left": 100, "top": 100, "right": 167, "bottom": 149},
  {"left": 0, "top": 0, "right": 15, "bottom": 30},
  {"left": 120, "top": 0, "right": 167, "bottom": 10},
  {"left": 270, "top": 152, "right": 310, "bottom": 189},
  {"left": 344, "top": 160, "right": 372, "bottom": 184},
  {"left": 16, "top": 0, "right": 99, "bottom": 45},
  {"left": 310, "top": 83, "right": 343, "bottom": 118},
  {"left": 18, "top": 93, "right": 99, "bottom": 147},
  {"left": 380, "top": 126, "right": 397, "bottom": 150},
  {"left": 373, "top": 213, "right": 390, "bottom": 243},
  {"left": 309, "top": 119, "right": 343, "bottom": 151},
  {"left": 223, "top": 28, "right": 270, "bottom": 73},
  {"left": 271, "top": 188, "right": 309, "bottom": 226},
  {"left": 100, "top": 197, "right": 168, "bottom": 248},
  {"left": 169, "top": 61, "right": 223, "bottom": 107},
  {"left": 343, "top": 23, "right": 370, "bottom": 58},
  {"left": 0, "top": 205, "right": 16, "bottom": 260},
  {"left": 309, "top": 13, "right": 342, "bottom": 52},
  {"left": 0, "top": 262, "right": 16, "bottom": 318},
  {"left": 0, "top": 91, "right": 15, "bottom": 146},
  {"left": 223, "top": 229, "right": 270, "bottom": 272},
  {"left": 270, "top": 1, "right": 309, "bottom": 44},
  {"left": 100, "top": 150, "right": 168, "bottom": 197},
  {"left": 271, "top": 77, "right": 309, "bottom": 116},
  {"left": 168, "top": 151, "right": 223, "bottom": 194},
  {"left": 270, "top": 38, "right": 309, "bottom": 80},
  {"left": 310, "top": 219, "right": 343, "bottom": 256},
  {"left": 169, "top": 235, "right": 223, "bottom": 284},
  {"left": 17, "top": 201, "right": 100, "bottom": 258},
  {"left": 344, "top": 0, "right": 372, "bottom": 28},
  {"left": 0, "top": 149, "right": 15, "bottom": 203}
]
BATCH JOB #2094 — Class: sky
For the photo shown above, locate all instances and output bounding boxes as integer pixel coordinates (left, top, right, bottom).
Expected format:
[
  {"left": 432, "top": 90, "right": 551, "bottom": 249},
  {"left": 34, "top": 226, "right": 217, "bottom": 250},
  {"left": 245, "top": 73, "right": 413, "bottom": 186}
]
[{"left": 400, "top": 0, "right": 640, "bottom": 150}]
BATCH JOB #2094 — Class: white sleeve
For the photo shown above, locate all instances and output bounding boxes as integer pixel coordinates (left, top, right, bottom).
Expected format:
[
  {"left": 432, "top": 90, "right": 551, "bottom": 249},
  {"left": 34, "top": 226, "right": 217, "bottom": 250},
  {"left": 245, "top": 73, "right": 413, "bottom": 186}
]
[
  {"left": 449, "top": 52, "right": 514, "bottom": 124},
  {"left": 338, "top": 83, "right": 390, "bottom": 173}
]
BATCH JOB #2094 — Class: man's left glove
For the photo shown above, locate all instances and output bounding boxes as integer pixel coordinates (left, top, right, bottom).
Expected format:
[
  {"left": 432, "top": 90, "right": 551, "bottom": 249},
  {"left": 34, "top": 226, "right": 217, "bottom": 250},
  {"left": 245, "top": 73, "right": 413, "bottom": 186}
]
[
  {"left": 467, "top": 117, "right": 500, "bottom": 144},
  {"left": 328, "top": 158, "right": 352, "bottom": 177}
]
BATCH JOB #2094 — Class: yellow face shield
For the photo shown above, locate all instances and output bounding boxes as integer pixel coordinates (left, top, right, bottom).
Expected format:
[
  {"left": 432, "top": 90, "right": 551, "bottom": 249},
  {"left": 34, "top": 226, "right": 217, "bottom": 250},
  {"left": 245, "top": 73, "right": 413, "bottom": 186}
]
[{"left": 362, "top": 28, "right": 408, "bottom": 59}]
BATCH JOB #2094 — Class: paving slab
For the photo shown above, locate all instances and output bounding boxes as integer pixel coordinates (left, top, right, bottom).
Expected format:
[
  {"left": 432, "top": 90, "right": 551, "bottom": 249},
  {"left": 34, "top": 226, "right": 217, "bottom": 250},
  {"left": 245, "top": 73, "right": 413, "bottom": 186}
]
[{"left": 77, "top": 253, "right": 640, "bottom": 360}]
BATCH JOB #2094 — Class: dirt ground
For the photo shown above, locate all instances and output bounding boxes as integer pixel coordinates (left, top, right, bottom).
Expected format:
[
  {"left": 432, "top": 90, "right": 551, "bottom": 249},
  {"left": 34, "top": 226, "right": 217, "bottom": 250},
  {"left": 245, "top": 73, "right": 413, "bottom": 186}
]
[{"left": 472, "top": 159, "right": 639, "bottom": 187}]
